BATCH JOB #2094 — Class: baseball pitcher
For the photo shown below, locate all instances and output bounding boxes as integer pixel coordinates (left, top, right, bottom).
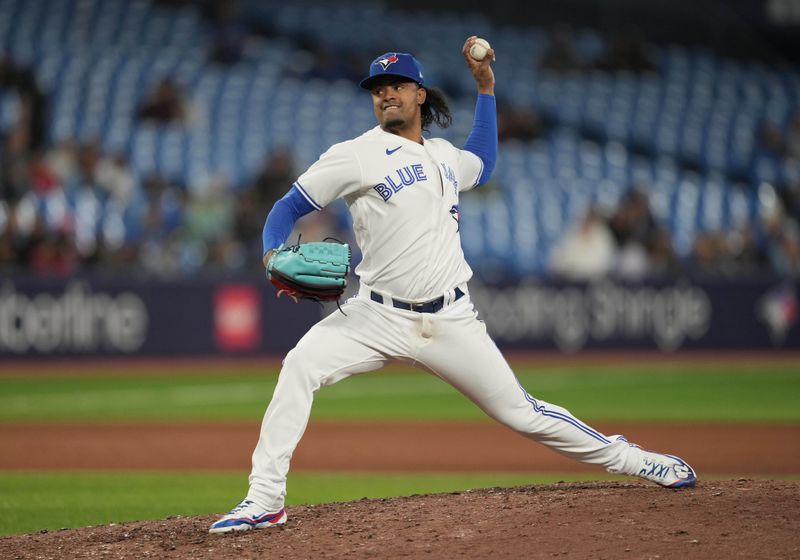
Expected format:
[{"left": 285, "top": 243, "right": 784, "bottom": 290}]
[{"left": 210, "top": 37, "right": 696, "bottom": 533}]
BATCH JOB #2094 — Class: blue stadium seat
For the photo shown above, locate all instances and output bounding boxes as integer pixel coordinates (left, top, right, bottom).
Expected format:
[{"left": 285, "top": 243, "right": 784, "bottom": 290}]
[{"left": 4, "top": 0, "right": 799, "bottom": 275}]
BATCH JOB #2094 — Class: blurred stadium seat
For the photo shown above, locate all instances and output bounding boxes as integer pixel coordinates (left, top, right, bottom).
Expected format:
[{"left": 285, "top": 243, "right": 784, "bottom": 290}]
[{"left": 1, "top": 0, "right": 798, "bottom": 277}]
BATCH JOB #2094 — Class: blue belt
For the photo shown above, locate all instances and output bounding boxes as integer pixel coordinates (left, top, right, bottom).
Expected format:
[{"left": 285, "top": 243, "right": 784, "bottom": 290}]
[{"left": 370, "top": 287, "right": 465, "bottom": 314}]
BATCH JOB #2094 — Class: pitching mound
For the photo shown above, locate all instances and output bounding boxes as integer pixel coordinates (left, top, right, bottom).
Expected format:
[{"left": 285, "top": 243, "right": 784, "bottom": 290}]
[{"left": 2, "top": 480, "right": 797, "bottom": 559}]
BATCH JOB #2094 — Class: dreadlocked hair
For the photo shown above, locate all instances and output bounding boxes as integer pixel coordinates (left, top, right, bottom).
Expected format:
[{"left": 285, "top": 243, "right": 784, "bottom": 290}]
[{"left": 420, "top": 86, "right": 452, "bottom": 131}]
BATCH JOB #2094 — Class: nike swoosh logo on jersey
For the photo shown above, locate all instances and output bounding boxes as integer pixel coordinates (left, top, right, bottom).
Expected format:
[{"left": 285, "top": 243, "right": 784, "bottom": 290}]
[{"left": 386, "top": 146, "right": 402, "bottom": 155}]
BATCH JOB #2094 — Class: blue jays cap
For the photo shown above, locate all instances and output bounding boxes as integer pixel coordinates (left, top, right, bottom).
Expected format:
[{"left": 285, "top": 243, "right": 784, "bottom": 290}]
[{"left": 359, "top": 52, "right": 425, "bottom": 90}]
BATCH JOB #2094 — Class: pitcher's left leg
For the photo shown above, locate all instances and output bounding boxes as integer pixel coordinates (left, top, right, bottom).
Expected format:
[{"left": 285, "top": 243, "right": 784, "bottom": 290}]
[{"left": 414, "top": 298, "right": 695, "bottom": 487}]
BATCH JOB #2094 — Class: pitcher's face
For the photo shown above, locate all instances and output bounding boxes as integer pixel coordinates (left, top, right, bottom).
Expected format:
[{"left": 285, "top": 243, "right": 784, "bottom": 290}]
[{"left": 370, "top": 79, "right": 426, "bottom": 133}]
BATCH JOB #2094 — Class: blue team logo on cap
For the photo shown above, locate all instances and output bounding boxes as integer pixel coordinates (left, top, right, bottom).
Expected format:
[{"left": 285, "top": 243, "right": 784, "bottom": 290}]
[
  {"left": 360, "top": 52, "right": 425, "bottom": 89},
  {"left": 378, "top": 54, "right": 399, "bottom": 70}
]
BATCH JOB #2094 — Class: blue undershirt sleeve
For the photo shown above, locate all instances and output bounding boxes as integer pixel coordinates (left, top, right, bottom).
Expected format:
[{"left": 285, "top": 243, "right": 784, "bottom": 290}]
[
  {"left": 261, "top": 186, "right": 316, "bottom": 257},
  {"left": 463, "top": 93, "right": 498, "bottom": 186}
]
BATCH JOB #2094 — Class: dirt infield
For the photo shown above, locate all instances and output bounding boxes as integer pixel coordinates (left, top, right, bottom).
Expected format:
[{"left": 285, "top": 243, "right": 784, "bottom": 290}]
[
  {"left": 1, "top": 480, "right": 797, "bottom": 559},
  {"left": 2, "top": 420, "right": 799, "bottom": 558},
  {"left": 2, "top": 421, "right": 799, "bottom": 474}
]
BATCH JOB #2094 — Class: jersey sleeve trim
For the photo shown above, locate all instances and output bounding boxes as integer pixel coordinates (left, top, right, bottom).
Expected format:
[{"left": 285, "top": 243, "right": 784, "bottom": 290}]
[
  {"left": 293, "top": 181, "right": 322, "bottom": 211},
  {"left": 471, "top": 155, "right": 484, "bottom": 188}
]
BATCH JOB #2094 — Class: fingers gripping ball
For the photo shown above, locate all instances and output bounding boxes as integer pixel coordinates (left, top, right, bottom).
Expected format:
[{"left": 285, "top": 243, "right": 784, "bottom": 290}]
[
  {"left": 267, "top": 241, "right": 351, "bottom": 302},
  {"left": 469, "top": 38, "right": 491, "bottom": 61}
]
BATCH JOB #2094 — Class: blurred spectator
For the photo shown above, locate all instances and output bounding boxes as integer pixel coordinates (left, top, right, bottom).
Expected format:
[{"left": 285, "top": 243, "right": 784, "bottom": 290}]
[
  {"left": 249, "top": 149, "right": 295, "bottom": 209},
  {"left": 779, "top": 179, "right": 800, "bottom": 221},
  {"left": 29, "top": 229, "right": 77, "bottom": 277},
  {"left": 235, "top": 150, "right": 296, "bottom": 267},
  {"left": 46, "top": 139, "right": 80, "bottom": 188},
  {"left": 0, "top": 229, "right": 13, "bottom": 268},
  {"left": 302, "top": 46, "right": 362, "bottom": 83},
  {"left": 0, "top": 127, "right": 31, "bottom": 202},
  {"left": 724, "top": 224, "right": 768, "bottom": 275},
  {"left": 647, "top": 227, "right": 682, "bottom": 277},
  {"left": 76, "top": 140, "right": 106, "bottom": 189},
  {"left": 785, "top": 110, "right": 800, "bottom": 162},
  {"left": 13, "top": 211, "right": 45, "bottom": 268},
  {"left": 0, "top": 54, "right": 48, "bottom": 149},
  {"left": 688, "top": 231, "right": 727, "bottom": 275},
  {"left": 29, "top": 148, "right": 60, "bottom": 196},
  {"left": 135, "top": 174, "right": 186, "bottom": 276},
  {"left": 615, "top": 241, "right": 651, "bottom": 280},
  {"left": 184, "top": 174, "right": 238, "bottom": 270},
  {"left": 607, "top": 187, "right": 672, "bottom": 280},
  {"left": 140, "top": 174, "right": 185, "bottom": 239},
  {"left": 760, "top": 213, "right": 800, "bottom": 278},
  {"left": 497, "top": 103, "right": 543, "bottom": 142},
  {"left": 771, "top": 224, "right": 800, "bottom": 277},
  {"left": 753, "top": 120, "right": 800, "bottom": 190},
  {"left": 0, "top": 201, "right": 14, "bottom": 268},
  {"left": 689, "top": 183, "right": 795, "bottom": 278},
  {"left": 758, "top": 122, "right": 787, "bottom": 159},
  {"left": 595, "top": 30, "right": 659, "bottom": 74},
  {"left": 540, "top": 27, "right": 585, "bottom": 72},
  {"left": 549, "top": 207, "right": 616, "bottom": 281},
  {"left": 608, "top": 187, "right": 659, "bottom": 249},
  {"left": 96, "top": 153, "right": 136, "bottom": 206},
  {"left": 204, "top": 0, "right": 249, "bottom": 65},
  {"left": 136, "top": 78, "right": 193, "bottom": 125}
]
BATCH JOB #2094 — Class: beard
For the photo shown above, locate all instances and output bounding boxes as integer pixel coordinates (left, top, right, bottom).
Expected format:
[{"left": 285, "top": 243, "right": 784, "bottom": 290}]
[{"left": 382, "top": 116, "right": 406, "bottom": 131}]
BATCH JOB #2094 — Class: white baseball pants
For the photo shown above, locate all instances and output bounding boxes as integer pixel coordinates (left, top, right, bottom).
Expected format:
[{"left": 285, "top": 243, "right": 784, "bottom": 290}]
[{"left": 247, "top": 286, "right": 641, "bottom": 511}]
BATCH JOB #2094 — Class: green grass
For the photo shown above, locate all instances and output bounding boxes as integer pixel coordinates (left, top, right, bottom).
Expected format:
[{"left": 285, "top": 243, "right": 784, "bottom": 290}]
[
  {"left": 1, "top": 362, "right": 798, "bottom": 423},
  {"left": 0, "top": 470, "right": 621, "bottom": 536},
  {"left": 1, "top": 360, "right": 796, "bottom": 537}
]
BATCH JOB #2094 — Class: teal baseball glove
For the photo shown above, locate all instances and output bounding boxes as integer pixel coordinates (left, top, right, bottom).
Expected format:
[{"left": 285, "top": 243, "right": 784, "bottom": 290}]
[{"left": 267, "top": 241, "right": 351, "bottom": 302}]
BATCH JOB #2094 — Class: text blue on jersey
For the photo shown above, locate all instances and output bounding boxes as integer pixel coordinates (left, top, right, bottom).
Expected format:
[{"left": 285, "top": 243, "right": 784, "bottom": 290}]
[{"left": 373, "top": 164, "right": 428, "bottom": 201}]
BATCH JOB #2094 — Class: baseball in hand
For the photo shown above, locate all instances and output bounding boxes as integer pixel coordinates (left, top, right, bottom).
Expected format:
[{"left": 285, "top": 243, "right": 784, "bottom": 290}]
[{"left": 469, "top": 38, "right": 491, "bottom": 61}]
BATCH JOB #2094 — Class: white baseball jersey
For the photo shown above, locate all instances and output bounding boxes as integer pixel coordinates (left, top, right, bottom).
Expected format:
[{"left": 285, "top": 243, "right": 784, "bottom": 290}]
[
  {"left": 293, "top": 126, "right": 484, "bottom": 301},
  {"left": 241, "top": 127, "right": 688, "bottom": 519}
]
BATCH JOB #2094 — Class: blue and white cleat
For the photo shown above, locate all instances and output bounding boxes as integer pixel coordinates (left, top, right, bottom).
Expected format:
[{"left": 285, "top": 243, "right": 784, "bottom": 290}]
[
  {"left": 636, "top": 451, "right": 697, "bottom": 488},
  {"left": 209, "top": 499, "right": 287, "bottom": 534},
  {"left": 609, "top": 435, "right": 697, "bottom": 488}
]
